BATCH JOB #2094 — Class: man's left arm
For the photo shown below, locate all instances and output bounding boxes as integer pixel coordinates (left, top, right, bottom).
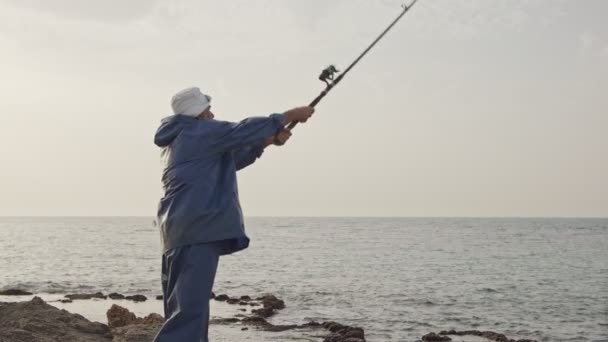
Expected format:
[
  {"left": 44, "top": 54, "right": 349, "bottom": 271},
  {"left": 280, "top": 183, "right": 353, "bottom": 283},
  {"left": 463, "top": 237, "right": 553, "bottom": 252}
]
[{"left": 233, "top": 130, "right": 291, "bottom": 171}]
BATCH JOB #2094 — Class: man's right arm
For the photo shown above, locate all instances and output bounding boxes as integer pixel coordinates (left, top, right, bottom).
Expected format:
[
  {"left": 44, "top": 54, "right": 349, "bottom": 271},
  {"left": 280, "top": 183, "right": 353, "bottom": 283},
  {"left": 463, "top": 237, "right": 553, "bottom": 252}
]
[{"left": 208, "top": 106, "right": 313, "bottom": 153}]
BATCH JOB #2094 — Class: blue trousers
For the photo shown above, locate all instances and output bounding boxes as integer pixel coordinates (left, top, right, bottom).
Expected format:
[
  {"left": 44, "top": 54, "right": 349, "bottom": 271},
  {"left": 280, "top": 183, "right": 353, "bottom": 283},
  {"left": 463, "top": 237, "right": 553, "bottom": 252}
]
[{"left": 153, "top": 242, "right": 222, "bottom": 342}]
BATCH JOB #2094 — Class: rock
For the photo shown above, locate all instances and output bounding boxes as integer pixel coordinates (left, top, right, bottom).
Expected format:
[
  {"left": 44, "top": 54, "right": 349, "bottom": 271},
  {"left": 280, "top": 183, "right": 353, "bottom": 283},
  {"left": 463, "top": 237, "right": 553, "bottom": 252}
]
[
  {"left": 210, "top": 317, "right": 240, "bottom": 324},
  {"left": 226, "top": 298, "right": 240, "bottom": 305},
  {"left": 210, "top": 292, "right": 215, "bottom": 299},
  {"left": 65, "top": 292, "right": 107, "bottom": 300},
  {"left": 0, "top": 289, "right": 33, "bottom": 296},
  {"left": 107, "top": 304, "right": 139, "bottom": 329},
  {"left": 60, "top": 299, "right": 73, "bottom": 303},
  {"left": 437, "top": 329, "right": 538, "bottom": 342},
  {"left": 215, "top": 294, "right": 229, "bottom": 301},
  {"left": 111, "top": 322, "right": 163, "bottom": 342},
  {"left": 239, "top": 295, "right": 251, "bottom": 301},
  {"left": 238, "top": 301, "right": 249, "bottom": 305},
  {"left": 242, "top": 316, "right": 271, "bottom": 327},
  {"left": 142, "top": 313, "right": 164, "bottom": 325},
  {"left": 125, "top": 295, "right": 147, "bottom": 302},
  {"left": 252, "top": 306, "right": 274, "bottom": 318},
  {"left": 259, "top": 294, "right": 285, "bottom": 310},
  {"left": 241, "top": 327, "right": 249, "bottom": 331},
  {"left": 105, "top": 305, "right": 164, "bottom": 342},
  {"left": 0, "top": 296, "right": 111, "bottom": 341},
  {"left": 108, "top": 293, "right": 125, "bottom": 300},
  {"left": 422, "top": 332, "right": 452, "bottom": 341},
  {"left": 155, "top": 295, "right": 163, "bottom": 300}
]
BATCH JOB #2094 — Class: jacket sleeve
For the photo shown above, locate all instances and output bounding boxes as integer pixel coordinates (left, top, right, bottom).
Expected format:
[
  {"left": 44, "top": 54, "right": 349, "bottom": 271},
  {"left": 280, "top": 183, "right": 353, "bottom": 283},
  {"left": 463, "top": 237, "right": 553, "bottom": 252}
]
[
  {"left": 208, "top": 113, "right": 284, "bottom": 153},
  {"left": 233, "top": 142, "right": 265, "bottom": 171}
]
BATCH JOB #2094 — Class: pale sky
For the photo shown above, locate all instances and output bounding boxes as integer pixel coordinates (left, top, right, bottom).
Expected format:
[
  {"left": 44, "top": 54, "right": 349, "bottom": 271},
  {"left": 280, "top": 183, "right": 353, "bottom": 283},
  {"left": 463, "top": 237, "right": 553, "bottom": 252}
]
[{"left": 0, "top": 0, "right": 606, "bottom": 217}]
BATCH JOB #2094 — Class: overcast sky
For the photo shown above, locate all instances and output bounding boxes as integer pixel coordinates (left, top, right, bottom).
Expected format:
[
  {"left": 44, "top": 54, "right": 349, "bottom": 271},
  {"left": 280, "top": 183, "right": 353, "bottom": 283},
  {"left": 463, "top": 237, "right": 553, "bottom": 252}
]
[{"left": 0, "top": 0, "right": 606, "bottom": 217}]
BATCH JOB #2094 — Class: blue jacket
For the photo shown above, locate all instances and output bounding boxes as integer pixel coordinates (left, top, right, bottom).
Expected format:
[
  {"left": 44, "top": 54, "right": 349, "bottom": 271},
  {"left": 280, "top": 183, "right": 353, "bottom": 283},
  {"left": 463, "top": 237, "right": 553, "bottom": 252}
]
[{"left": 154, "top": 113, "right": 285, "bottom": 254}]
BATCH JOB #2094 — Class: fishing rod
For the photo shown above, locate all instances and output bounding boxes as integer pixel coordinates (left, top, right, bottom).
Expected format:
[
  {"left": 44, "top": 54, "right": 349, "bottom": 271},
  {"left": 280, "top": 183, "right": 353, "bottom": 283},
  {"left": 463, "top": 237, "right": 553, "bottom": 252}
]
[{"left": 287, "top": 0, "right": 419, "bottom": 130}]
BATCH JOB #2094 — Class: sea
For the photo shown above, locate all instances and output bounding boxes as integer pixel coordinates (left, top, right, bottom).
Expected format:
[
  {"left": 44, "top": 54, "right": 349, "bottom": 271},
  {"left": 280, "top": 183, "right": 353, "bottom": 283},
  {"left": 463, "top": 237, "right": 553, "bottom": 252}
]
[{"left": 0, "top": 217, "right": 607, "bottom": 342}]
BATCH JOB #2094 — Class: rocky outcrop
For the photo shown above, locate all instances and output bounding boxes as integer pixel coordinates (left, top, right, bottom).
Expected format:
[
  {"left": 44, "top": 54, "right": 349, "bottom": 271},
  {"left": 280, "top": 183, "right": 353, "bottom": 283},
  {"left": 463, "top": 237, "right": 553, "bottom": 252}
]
[
  {"left": 0, "top": 297, "right": 111, "bottom": 341},
  {"left": 437, "top": 330, "right": 538, "bottom": 342},
  {"left": 106, "top": 305, "right": 163, "bottom": 342},
  {"left": 124, "top": 295, "right": 147, "bottom": 302},
  {"left": 423, "top": 332, "right": 452, "bottom": 341},
  {"left": 0, "top": 289, "right": 33, "bottom": 296},
  {"left": 65, "top": 292, "right": 107, "bottom": 300}
]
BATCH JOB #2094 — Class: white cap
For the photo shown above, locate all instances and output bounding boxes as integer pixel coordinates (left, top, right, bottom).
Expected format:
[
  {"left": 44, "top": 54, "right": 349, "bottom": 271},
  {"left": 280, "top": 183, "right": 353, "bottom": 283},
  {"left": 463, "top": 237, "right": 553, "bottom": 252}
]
[{"left": 171, "top": 87, "right": 212, "bottom": 117}]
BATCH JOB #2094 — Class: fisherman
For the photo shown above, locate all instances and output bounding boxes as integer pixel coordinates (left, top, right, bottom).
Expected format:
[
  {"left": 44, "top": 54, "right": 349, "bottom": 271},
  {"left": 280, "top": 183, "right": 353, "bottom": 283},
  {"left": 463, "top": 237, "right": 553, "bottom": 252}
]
[{"left": 152, "top": 87, "right": 314, "bottom": 342}]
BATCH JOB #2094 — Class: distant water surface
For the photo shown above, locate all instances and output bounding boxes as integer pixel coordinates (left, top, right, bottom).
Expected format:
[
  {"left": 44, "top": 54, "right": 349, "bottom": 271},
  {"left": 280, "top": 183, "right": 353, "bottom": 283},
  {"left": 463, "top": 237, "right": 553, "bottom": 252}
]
[{"left": 1, "top": 217, "right": 606, "bottom": 341}]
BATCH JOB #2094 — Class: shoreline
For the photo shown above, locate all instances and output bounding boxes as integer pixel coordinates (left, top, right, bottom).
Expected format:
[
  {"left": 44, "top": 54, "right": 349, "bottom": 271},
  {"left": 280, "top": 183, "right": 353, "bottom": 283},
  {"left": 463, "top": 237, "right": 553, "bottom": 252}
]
[{"left": 0, "top": 290, "right": 541, "bottom": 342}]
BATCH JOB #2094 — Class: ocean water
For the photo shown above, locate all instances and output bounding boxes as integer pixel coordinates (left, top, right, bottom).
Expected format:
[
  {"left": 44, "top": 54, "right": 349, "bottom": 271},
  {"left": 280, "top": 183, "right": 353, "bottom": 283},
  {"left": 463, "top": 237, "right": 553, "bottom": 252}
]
[{"left": 0, "top": 217, "right": 607, "bottom": 341}]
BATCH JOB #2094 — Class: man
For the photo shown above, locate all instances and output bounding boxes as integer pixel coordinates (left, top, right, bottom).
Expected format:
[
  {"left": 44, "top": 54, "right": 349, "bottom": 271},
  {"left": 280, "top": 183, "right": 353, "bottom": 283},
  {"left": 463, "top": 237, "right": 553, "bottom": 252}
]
[{"left": 153, "top": 86, "right": 314, "bottom": 342}]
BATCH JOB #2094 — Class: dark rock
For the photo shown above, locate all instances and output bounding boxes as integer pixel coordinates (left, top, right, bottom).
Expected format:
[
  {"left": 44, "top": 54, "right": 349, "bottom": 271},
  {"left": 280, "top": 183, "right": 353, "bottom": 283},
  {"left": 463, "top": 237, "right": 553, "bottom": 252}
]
[
  {"left": 265, "top": 324, "right": 299, "bottom": 332},
  {"left": 210, "top": 292, "right": 215, "bottom": 299},
  {"left": 125, "top": 295, "right": 147, "bottom": 302},
  {"left": 0, "top": 296, "right": 111, "bottom": 341},
  {"left": 238, "top": 301, "right": 249, "bottom": 305},
  {"left": 108, "top": 293, "right": 125, "bottom": 300},
  {"left": 422, "top": 332, "right": 452, "bottom": 341},
  {"left": 226, "top": 298, "right": 240, "bottom": 304},
  {"left": 252, "top": 306, "right": 275, "bottom": 318},
  {"left": 239, "top": 308, "right": 247, "bottom": 312},
  {"left": 438, "top": 329, "right": 538, "bottom": 342},
  {"left": 242, "top": 316, "right": 271, "bottom": 327},
  {"left": 0, "top": 289, "right": 33, "bottom": 296},
  {"left": 65, "top": 292, "right": 107, "bottom": 300},
  {"left": 60, "top": 299, "right": 73, "bottom": 303},
  {"left": 259, "top": 294, "right": 285, "bottom": 310},
  {"left": 241, "top": 327, "right": 249, "bottom": 331},
  {"left": 215, "top": 294, "right": 229, "bottom": 301},
  {"left": 210, "top": 317, "right": 240, "bottom": 324},
  {"left": 155, "top": 295, "right": 163, "bottom": 300},
  {"left": 239, "top": 295, "right": 251, "bottom": 301}
]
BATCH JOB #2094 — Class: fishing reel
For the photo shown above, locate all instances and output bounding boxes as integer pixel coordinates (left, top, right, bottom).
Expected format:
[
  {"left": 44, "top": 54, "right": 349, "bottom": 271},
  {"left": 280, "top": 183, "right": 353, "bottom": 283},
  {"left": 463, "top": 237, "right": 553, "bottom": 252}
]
[{"left": 319, "top": 65, "right": 340, "bottom": 87}]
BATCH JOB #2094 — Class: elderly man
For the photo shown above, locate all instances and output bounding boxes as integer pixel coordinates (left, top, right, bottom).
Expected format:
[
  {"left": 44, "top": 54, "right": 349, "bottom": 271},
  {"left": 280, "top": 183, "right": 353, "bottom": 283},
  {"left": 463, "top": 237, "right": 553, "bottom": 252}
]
[{"left": 153, "top": 87, "right": 313, "bottom": 341}]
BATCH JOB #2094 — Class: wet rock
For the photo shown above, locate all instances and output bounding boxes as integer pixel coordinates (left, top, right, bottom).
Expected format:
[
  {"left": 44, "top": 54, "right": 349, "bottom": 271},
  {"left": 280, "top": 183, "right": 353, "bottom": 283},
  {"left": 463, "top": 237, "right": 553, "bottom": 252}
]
[
  {"left": 65, "top": 291, "right": 107, "bottom": 300},
  {"left": 226, "top": 298, "right": 240, "bottom": 304},
  {"left": 108, "top": 293, "right": 125, "bottom": 300},
  {"left": 242, "top": 316, "right": 271, "bottom": 327},
  {"left": 241, "top": 327, "right": 249, "bottom": 331},
  {"left": 258, "top": 294, "right": 285, "bottom": 310},
  {"left": 125, "top": 295, "right": 147, "bottom": 302},
  {"left": 252, "top": 306, "right": 274, "bottom": 318},
  {"left": 155, "top": 295, "right": 163, "bottom": 300},
  {"left": 238, "top": 301, "right": 249, "bottom": 305},
  {"left": 239, "top": 295, "right": 251, "bottom": 301},
  {"left": 215, "top": 294, "right": 229, "bottom": 301},
  {"left": 0, "top": 296, "right": 111, "bottom": 341},
  {"left": 319, "top": 321, "right": 366, "bottom": 342},
  {"left": 422, "top": 332, "right": 452, "bottom": 341},
  {"left": 60, "top": 298, "right": 73, "bottom": 303},
  {"left": 438, "top": 330, "right": 538, "bottom": 342},
  {"left": 0, "top": 289, "right": 33, "bottom": 296},
  {"left": 211, "top": 317, "right": 240, "bottom": 324}
]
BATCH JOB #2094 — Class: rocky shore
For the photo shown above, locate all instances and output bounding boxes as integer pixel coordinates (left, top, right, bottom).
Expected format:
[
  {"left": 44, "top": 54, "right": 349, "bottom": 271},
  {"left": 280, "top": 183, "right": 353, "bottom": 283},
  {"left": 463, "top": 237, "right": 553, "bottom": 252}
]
[{"left": 0, "top": 289, "right": 539, "bottom": 342}]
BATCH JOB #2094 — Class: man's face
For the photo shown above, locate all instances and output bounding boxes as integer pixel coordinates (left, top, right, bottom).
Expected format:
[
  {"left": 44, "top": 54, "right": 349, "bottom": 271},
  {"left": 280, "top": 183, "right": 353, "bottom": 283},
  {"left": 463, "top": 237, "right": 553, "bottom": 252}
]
[{"left": 199, "top": 107, "right": 215, "bottom": 120}]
